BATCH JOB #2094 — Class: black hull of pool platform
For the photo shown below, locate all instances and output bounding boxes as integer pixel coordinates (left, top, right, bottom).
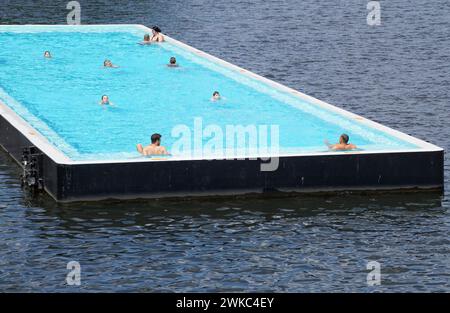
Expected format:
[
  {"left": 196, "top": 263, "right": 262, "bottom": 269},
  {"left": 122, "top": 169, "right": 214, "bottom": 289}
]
[{"left": 0, "top": 114, "right": 444, "bottom": 202}]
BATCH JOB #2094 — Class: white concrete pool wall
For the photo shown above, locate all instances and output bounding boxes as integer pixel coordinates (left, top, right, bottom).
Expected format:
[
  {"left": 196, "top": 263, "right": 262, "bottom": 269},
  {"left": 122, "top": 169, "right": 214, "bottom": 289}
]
[{"left": 0, "top": 24, "right": 444, "bottom": 166}]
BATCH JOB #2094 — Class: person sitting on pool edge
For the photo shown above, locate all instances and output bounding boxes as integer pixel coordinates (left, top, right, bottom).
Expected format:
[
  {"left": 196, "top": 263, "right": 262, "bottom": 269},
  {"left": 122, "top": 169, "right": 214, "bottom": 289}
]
[
  {"left": 137, "top": 133, "right": 169, "bottom": 156},
  {"left": 150, "top": 26, "right": 165, "bottom": 42},
  {"left": 211, "top": 91, "right": 221, "bottom": 101},
  {"left": 167, "top": 57, "right": 178, "bottom": 67},
  {"left": 139, "top": 34, "right": 152, "bottom": 45},
  {"left": 325, "top": 134, "right": 357, "bottom": 151},
  {"left": 103, "top": 59, "right": 119, "bottom": 68},
  {"left": 44, "top": 51, "right": 52, "bottom": 58},
  {"left": 99, "top": 95, "right": 114, "bottom": 106}
]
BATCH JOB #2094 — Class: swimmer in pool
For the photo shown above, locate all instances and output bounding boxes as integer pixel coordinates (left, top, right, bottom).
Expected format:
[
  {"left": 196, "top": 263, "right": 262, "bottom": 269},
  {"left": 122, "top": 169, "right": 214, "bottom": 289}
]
[
  {"left": 139, "top": 34, "right": 152, "bottom": 45},
  {"left": 99, "top": 95, "right": 114, "bottom": 106},
  {"left": 211, "top": 91, "right": 221, "bottom": 101},
  {"left": 136, "top": 133, "right": 169, "bottom": 156},
  {"left": 167, "top": 57, "right": 178, "bottom": 67},
  {"left": 150, "top": 26, "right": 165, "bottom": 42},
  {"left": 44, "top": 51, "right": 52, "bottom": 58},
  {"left": 103, "top": 59, "right": 119, "bottom": 68},
  {"left": 325, "top": 134, "right": 357, "bottom": 151}
]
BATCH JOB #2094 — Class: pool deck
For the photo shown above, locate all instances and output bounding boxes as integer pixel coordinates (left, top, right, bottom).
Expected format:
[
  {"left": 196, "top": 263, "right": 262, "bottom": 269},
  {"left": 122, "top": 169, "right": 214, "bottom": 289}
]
[{"left": 0, "top": 24, "right": 445, "bottom": 202}]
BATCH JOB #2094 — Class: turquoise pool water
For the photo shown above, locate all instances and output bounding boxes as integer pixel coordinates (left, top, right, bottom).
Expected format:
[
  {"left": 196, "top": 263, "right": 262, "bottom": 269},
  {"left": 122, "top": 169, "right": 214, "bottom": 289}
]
[{"left": 0, "top": 26, "right": 418, "bottom": 161}]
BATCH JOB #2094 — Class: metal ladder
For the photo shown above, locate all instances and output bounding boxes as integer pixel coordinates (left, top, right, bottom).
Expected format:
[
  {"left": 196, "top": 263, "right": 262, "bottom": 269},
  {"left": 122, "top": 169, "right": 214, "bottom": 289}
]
[{"left": 20, "top": 146, "right": 44, "bottom": 193}]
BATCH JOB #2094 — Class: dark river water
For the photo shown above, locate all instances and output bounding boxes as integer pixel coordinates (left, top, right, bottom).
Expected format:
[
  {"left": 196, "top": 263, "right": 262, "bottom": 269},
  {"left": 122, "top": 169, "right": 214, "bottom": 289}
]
[{"left": 0, "top": 0, "right": 449, "bottom": 292}]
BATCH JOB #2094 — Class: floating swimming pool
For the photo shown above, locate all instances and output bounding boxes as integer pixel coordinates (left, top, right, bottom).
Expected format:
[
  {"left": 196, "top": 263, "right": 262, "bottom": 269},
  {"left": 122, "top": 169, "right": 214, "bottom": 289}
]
[{"left": 0, "top": 25, "right": 444, "bottom": 202}]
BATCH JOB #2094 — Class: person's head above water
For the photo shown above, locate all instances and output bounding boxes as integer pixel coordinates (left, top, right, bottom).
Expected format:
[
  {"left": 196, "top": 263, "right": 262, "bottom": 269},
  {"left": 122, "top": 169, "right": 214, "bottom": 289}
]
[
  {"left": 152, "top": 26, "right": 161, "bottom": 34},
  {"left": 167, "top": 57, "right": 178, "bottom": 67},
  {"left": 44, "top": 51, "right": 51, "bottom": 58},
  {"left": 212, "top": 91, "right": 221, "bottom": 101},
  {"left": 101, "top": 95, "right": 109, "bottom": 104},
  {"left": 339, "top": 133, "right": 350, "bottom": 144},
  {"left": 151, "top": 133, "right": 162, "bottom": 145},
  {"left": 104, "top": 59, "right": 113, "bottom": 67},
  {"left": 324, "top": 133, "right": 356, "bottom": 150},
  {"left": 143, "top": 34, "right": 151, "bottom": 41}
]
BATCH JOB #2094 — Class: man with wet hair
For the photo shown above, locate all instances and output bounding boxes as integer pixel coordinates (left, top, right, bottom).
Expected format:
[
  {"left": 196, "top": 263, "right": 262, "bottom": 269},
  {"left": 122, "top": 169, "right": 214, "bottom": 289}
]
[
  {"left": 136, "top": 133, "right": 169, "bottom": 156},
  {"left": 325, "top": 133, "right": 357, "bottom": 150}
]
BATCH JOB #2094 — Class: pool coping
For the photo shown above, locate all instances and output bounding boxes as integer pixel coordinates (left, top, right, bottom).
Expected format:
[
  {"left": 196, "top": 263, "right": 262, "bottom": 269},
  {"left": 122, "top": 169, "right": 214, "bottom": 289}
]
[{"left": 0, "top": 24, "right": 444, "bottom": 165}]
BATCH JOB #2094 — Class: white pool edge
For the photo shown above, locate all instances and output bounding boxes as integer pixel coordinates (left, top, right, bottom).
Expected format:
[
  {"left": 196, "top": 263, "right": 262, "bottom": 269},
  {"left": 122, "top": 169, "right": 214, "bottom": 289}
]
[
  {"left": 0, "top": 100, "right": 72, "bottom": 164},
  {"left": 0, "top": 24, "right": 444, "bottom": 166}
]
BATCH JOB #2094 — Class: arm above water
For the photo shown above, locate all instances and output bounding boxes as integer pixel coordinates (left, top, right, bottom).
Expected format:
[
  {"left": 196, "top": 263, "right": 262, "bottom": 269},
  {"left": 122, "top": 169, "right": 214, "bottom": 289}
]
[
  {"left": 137, "top": 144, "right": 152, "bottom": 156},
  {"left": 160, "top": 146, "right": 169, "bottom": 155}
]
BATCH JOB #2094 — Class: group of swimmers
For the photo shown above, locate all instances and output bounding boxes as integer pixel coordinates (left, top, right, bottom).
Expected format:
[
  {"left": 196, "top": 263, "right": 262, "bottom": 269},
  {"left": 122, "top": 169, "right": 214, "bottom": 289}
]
[
  {"left": 42, "top": 25, "right": 356, "bottom": 156},
  {"left": 135, "top": 133, "right": 357, "bottom": 157},
  {"left": 139, "top": 26, "right": 165, "bottom": 44},
  {"left": 44, "top": 25, "right": 222, "bottom": 108}
]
